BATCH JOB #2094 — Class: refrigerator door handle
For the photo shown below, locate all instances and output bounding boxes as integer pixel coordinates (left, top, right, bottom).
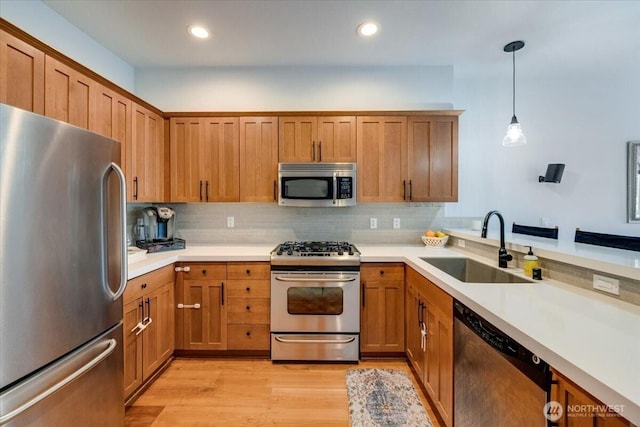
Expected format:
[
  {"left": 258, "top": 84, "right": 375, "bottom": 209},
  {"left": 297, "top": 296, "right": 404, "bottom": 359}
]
[
  {"left": 105, "top": 162, "right": 128, "bottom": 301},
  {"left": 0, "top": 338, "right": 117, "bottom": 424}
]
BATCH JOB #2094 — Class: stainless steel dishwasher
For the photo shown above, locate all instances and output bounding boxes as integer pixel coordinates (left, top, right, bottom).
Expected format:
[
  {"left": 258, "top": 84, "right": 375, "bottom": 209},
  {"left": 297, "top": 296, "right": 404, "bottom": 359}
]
[{"left": 454, "top": 301, "right": 551, "bottom": 427}]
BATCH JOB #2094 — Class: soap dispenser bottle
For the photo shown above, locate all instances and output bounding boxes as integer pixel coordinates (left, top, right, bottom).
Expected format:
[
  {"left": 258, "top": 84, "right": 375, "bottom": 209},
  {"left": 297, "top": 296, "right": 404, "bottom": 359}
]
[{"left": 523, "top": 246, "right": 539, "bottom": 277}]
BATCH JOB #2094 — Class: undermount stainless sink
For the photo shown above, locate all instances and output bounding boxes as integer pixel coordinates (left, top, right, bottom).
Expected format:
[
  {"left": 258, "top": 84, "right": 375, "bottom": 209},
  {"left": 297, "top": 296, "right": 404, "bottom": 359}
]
[{"left": 419, "top": 257, "right": 533, "bottom": 284}]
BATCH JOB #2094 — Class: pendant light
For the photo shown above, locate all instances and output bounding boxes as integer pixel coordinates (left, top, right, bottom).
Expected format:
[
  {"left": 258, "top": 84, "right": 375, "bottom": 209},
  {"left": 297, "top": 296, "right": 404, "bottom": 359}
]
[{"left": 502, "top": 40, "right": 526, "bottom": 147}]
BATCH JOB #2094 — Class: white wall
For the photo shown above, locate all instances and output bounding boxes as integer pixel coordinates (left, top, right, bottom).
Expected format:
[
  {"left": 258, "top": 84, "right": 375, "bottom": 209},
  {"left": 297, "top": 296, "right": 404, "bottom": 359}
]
[
  {"left": 0, "top": 0, "right": 134, "bottom": 91},
  {"left": 134, "top": 66, "right": 453, "bottom": 112},
  {"left": 449, "top": 65, "right": 640, "bottom": 238}
]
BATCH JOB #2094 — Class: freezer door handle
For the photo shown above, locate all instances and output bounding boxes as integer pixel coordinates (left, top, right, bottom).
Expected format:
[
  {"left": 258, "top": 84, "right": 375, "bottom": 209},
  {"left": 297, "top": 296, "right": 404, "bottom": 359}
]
[
  {"left": 0, "top": 338, "right": 117, "bottom": 424},
  {"left": 104, "top": 162, "right": 128, "bottom": 301}
]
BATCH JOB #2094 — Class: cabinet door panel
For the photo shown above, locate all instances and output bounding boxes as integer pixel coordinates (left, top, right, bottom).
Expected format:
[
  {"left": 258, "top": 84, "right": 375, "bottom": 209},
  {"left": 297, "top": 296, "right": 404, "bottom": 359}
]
[
  {"left": 45, "top": 56, "right": 93, "bottom": 129},
  {"left": 123, "top": 299, "right": 143, "bottom": 399},
  {"left": 182, "top": 281, "right": 227, "bottom": 350},
  {"left": 279, "top": 116, "right": 316, "bottom": 162},
  {"left": 317, "top": 116, "right": 356, "bottom": 162},
  {"left": 90, "top": 85, "right": 130, "bottom": 167},
  {"left": 357, "top": 116, "right": 407, "bottom": 202},
  {"left": 0, "top": 30, "right": 44, "bottom": 113},
  {"left": 203, "top": 117, "right": 240, "bottom": 202},
  {"left": 130, "top": 103, "right": 164, "bottom": 202},
  {"left": 407, "top": 116, "right": 458, "bottom": 202},
  {"left": 142, "top": 282, "right": 174, "bottom": 378},
  {"left": 170, "top": 117, "right": 203, "bottom": 202},
  {"left": 239, "top": 117, "right": 278, "bottom": 202}
]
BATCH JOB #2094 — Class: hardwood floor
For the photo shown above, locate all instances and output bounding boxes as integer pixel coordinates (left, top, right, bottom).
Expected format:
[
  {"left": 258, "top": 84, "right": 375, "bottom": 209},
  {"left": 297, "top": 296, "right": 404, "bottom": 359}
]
[{"left": 126, "top": 358, "right": 442, "bottom": 426}]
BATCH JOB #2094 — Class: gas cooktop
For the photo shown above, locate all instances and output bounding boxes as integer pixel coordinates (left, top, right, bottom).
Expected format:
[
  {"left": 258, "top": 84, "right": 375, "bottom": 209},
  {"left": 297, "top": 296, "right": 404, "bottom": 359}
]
[{"left": 270, "top": 241, "right": 361, "bottom": 266}]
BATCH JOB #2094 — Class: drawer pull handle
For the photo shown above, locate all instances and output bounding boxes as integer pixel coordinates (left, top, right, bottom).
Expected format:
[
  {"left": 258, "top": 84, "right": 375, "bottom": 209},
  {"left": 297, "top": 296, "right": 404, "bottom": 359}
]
[
  {"left": 141, "top": 283, "right": 147, "bottom": 289},
  {"left": 174, "top": 266, "right": 191, "bottom": 272},
  {"left": 177, "top": 303, "right": 201, "bottom": 310}
]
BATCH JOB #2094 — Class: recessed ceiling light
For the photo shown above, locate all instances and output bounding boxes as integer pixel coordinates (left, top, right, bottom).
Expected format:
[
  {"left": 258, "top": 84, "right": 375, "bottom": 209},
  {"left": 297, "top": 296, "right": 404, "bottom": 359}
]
[
  {"left": 188, "top": 25, "right": 210, "bottom": 39},
  {"left": 357, "top": 22, "right": 378, "bottom": 38}
]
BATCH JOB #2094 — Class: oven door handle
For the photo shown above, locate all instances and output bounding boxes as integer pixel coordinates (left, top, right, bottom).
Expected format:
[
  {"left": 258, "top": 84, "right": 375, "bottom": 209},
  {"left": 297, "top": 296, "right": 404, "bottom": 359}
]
[
  {"left": 274, "top": 335, "right": 356, "bottom": 344},
  {"left": 332, "top": 173, "right": 337, "bottom": 205},
  {"left": 274, "top": 276, "right": 357, "bottom": 283}
]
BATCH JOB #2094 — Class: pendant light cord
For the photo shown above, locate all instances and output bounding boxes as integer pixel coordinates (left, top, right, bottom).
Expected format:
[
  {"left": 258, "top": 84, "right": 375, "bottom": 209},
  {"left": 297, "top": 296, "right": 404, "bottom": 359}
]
[{"left": 512, "top": 49, "right": 516, "bottom": 118}]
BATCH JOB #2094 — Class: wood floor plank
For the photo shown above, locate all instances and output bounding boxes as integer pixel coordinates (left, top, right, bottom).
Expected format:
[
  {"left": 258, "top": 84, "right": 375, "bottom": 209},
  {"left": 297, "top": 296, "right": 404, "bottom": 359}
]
[{"left": 126, "top": 358, "right": 442, "bottom": 426}]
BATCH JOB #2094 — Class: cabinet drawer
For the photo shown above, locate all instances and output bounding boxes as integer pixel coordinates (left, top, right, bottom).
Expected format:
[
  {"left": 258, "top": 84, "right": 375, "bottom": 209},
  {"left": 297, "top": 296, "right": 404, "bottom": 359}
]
[
  {"left": 227, "top": 324, "right": 270, "bottom": 350},
  {"left": 361, "top": 263, "right": 404, "bottom": 281},
  {"left": 226, "top": 280, "right": 270, "bottom": 298},
  {"left": 227, "top": 298, "right": 270, "bottom": 324},
  {"left": 227, "top": 262, "right": 270, "bottom": 280},
  {"left": 180, "top": 263, "right": 226, "bottom": 280},
  {"left": 124, "top": 265, "right": 174, "bottom": 303}
]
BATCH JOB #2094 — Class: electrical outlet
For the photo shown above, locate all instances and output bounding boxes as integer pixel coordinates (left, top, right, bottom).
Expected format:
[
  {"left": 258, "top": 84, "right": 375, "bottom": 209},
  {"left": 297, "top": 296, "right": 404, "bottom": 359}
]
[
  {"left": 369, "top": 218, "right": 377, "bottom": 229},
  {"left": 227, "top": 216, "right": 235, "bottom": 228},
  {"left": 393, "top": 218, "right": 401, "bottom": 229},
  {"left": 457, "top": 239, "right": 466, "bottom": 248},
  {"left": 593, "top": 274, "right": 619, "bottom": 295}
]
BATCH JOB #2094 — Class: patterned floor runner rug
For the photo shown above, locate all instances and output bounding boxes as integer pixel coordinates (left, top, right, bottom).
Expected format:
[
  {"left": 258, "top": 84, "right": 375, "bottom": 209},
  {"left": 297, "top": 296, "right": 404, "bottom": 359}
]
[{"left": 346, "top": 369, "right": 434, "bottom": 427}]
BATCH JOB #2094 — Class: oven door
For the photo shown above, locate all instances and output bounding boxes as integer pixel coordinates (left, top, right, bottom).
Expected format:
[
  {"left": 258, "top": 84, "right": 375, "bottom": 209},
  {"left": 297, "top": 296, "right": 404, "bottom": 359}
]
[{"left": 270, "top": 271, "right": 360, "bottom": 333}]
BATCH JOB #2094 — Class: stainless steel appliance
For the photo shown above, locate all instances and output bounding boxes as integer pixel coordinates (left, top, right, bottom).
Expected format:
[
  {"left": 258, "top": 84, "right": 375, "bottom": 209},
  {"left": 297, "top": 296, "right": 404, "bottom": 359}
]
[
  {"left": 270, "top": 241, "right": 361, "bottom": 361},
  {"left": 0, "top": 104, "right": 126, "bottom": 426},
  {"left": 454, "top": 300, "right": 551, "bottom": 427},
  {"left": 278, "top": 163, "right": 356, "bottom": 207}
]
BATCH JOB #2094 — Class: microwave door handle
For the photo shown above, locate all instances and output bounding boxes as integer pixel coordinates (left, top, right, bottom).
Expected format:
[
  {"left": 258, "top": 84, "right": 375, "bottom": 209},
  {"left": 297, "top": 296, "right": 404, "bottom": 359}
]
[{"left": 333, "top": 173, "right": 337, "bottom": 205}]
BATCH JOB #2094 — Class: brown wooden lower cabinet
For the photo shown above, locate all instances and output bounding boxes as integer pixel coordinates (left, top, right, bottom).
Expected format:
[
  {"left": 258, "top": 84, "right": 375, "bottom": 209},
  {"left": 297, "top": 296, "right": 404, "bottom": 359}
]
[
  {"left": 360, "top": 263, "right": 405, "bottom": 354},
  {"left": 174, "top": 262, "right": 270, "bottom": 352},
  {"left": 405, "top": 266, "right": 453, "bottom": 427},
  {"left": 551, "top": 369, "right": 631, "bottom": 427},
  {"left": 226, "top": 262, "right": 270, "bottom": 351},
  {"left": 123, "top": 265, "right": 175, "bottom": 401},
  {"left": 175, "top": 263, "right": 227, "bottom": 350}
]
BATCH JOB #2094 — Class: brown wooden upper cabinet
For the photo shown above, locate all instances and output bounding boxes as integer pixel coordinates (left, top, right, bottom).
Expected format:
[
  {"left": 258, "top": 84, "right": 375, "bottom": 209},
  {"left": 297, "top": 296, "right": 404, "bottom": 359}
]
[
  {"left": 45, "top": 56, "right": 94, "bottom": 130},
  {"left": 0, "top": 29, "right": 44, "bottom": 114},
  {"left": 357, "top": 116, "right": 408, "bottom": 202},
  {"left": 128, "top": 102, "right": 164, "bottom": 202},
  {"left": 279, "top": 116, "right": 356, "bottom": 163},
  {"left": 170, "top": 117, "right": 240, "bottom": 202},
  {"left": 407, "top": 116, "right": 458, "bottom": 202},
  {"left": 239, "top": 116, "right": 279, "bottom": 202},
  {"left": 357, "top": 115, "right": 459, "bottom": 202},
  {"left": 89, "top": 85, "right": 131, "bottom": 168}
]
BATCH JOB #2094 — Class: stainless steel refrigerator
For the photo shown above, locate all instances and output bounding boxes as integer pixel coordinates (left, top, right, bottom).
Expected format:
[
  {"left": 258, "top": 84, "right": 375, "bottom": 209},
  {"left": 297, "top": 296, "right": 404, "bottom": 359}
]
[{"left": 0, "top": 104, "right": 127, "bottom": 426}]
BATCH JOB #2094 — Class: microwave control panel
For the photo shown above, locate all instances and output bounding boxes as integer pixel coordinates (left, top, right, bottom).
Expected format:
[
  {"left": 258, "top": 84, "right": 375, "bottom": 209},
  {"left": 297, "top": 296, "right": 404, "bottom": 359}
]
[{"left": 337, "top": 177, "right": 353, "bottom": 199}]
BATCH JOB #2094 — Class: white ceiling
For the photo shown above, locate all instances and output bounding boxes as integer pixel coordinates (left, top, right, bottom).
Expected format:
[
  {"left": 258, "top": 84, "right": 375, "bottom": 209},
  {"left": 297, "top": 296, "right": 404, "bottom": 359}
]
[{"left": 43, "top": 0, "right": 640, "bottom": 74}]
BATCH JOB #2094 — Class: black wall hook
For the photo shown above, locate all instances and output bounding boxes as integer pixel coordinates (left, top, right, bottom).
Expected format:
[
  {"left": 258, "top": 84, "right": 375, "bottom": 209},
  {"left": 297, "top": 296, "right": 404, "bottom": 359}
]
[{"left": 539, "top": 163, "right": 565, "bottom": 183}]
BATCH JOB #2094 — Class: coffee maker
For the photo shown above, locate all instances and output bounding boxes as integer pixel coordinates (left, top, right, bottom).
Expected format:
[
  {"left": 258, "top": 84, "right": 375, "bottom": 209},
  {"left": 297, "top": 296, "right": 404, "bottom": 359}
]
[
  {"left": 136, "top": 207, "right": 185, "bottom": 253},
  {"left": 141, "top": 206, "right": 175, "bottom": 241}
]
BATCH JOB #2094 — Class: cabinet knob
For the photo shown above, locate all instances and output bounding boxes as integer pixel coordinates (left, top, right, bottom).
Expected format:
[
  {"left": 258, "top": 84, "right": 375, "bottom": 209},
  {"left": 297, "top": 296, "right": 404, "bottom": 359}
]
[
  {"left": 246, "top": 331, "right": 251, "bottom": 337},
  {"left": 202, "top": 270, "right": 207, "bottom": 275},
  {"left": 246, "top": 305, "right": 251, "bottom": 311},
  {"left": 380, "top": 270, "right": 385, "bottom": 275},
  {"left": 246, "top": 269, "right": 251, "bottom": 275},
  {"left": 246, "top": 286, "right": 251, "bottom": 292},
  {"left": 141, "top": 283, "right": 147, "bottom": 289}
]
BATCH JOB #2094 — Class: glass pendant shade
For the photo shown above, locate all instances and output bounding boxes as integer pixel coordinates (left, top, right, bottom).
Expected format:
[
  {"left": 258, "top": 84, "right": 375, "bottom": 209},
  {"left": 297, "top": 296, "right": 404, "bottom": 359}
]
[{"left": 502, "top": 116, "right": 527, "bottom": 146}]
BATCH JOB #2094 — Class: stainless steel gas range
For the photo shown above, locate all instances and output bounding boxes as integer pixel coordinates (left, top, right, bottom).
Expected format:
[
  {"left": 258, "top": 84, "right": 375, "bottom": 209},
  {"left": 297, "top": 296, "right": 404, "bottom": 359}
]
[{"left": 270, "top": 241, "right": 361, "bottom": 362}]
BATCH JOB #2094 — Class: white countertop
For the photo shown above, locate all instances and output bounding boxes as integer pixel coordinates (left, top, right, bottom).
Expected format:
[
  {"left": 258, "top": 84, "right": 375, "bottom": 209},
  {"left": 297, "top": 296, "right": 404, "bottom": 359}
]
[{"left": 127, "top": 243, "right": 640, "bottom": 423}]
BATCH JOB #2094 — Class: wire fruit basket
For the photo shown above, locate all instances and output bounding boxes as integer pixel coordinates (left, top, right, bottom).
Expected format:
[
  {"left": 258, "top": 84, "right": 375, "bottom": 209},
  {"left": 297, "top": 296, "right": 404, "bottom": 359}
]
[{"left": 421, "top": 235, "right": 449, "bottom": 247}]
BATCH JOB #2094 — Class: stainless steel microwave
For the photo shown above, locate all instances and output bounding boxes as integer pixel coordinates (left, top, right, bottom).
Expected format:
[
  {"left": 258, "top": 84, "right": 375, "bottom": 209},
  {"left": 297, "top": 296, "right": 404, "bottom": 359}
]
[{"left": 278, "top": 163, "right": 356, "bottom": 207}]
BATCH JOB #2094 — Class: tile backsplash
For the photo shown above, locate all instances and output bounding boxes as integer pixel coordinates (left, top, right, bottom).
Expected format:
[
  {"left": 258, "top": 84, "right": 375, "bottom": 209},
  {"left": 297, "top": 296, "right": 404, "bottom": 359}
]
[{"left": 127, "top": 202, "right": 477, "bottom": 245}]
